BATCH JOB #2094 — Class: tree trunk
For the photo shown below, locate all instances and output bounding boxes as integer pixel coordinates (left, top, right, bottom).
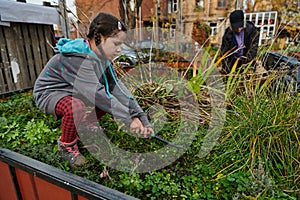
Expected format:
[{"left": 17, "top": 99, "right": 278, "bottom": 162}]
[{"left": 119, "top": 0, "right": 143, "bottom": 29}]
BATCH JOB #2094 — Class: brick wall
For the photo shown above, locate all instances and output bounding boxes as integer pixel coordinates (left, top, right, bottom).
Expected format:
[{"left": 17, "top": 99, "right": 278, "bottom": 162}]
[{"left": 75, "top": 0, "right": 121, "bottom": 36}]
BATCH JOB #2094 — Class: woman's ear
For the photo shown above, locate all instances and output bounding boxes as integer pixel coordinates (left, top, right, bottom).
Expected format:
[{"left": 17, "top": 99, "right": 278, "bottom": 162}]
[{"left": 99, "top": 34, "right": 106, "bottom": 44}]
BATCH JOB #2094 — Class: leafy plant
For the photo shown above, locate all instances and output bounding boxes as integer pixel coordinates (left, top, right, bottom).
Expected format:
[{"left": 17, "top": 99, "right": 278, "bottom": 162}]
[{"left": 0, "top": 92, "right": 60, "bottom": 150}]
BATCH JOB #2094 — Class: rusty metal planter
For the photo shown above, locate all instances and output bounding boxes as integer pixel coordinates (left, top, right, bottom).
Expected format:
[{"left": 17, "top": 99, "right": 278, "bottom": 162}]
[{"left": 0, "top": 147, "right": 137, "bottom": 200}]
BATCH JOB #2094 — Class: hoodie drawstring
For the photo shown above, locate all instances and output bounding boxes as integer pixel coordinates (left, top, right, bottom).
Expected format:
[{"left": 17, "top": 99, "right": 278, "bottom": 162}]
[
  {"left": 107, "top": 61, "right": 134, "bottom": 100},
  {"left": 98, "top": 61, "right": 113, "bottom": 98},
  {"left": 98, "top": 60, "right": 134, "bottom": 100}
]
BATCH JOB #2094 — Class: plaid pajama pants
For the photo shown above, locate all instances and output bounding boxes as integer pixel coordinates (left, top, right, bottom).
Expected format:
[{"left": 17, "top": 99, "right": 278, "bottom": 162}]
[{"left": 55, "top": 96, "right": 106, "bottom": 143}]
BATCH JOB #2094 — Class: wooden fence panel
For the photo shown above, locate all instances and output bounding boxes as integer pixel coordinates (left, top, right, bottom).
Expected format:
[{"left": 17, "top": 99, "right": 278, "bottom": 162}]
[
  {"left": 37, "top": 25, "right": 49, "bottom": 68},
  {"left": 0, "top": 26, "right": 14, "bottom": 92},
  {"left": 13, "top": 23, "right": 31, "bottom": 88},
  {"left": 29, "top": 24, "right": 44, "bottom": 79},
  {"left": 0, "top": 23, "right": 55, "bottom": 94},
  {"left": 0, "top": 26, "right": 7, "bottom": 92},
  {"left": 21, "top": 23, "right": 36, "bottom": 86},
  {"left": 44, "top": 25, "right": 56, "bottom": 58},
  {"left": 3, "top": 24, "right": 22, "bottom": 90},
  {"left": 0, "top": 63, "right": 5, "bottom": 91}
]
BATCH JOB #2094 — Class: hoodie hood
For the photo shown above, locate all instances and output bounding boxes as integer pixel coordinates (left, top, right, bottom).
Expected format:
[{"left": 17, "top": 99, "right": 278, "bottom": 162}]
[
  {"left": 56, "top": 38, "right": 133, "bottom": 101},
  {"left": 56, "top": 38, "right": 97, "bottom": 57}
]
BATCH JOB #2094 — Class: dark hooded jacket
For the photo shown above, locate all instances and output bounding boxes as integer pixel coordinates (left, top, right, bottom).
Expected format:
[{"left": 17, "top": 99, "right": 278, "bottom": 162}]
[
  {"left": 220, "top": 21, "right": 259, "bottom": 73},
  {"left": 33, "top": 38, "right": 150, "bottom": 127}
]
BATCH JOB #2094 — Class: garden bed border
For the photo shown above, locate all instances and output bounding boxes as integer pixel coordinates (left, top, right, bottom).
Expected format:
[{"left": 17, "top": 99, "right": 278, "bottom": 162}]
[{"left": 0, "top": 147, "right": 137, "bottom": 200}]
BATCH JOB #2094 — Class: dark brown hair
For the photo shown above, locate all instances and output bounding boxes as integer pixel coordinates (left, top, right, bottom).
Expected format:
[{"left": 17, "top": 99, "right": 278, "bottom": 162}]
[{"left": 87, "top": 12, "right": 127, "bottom": 46}]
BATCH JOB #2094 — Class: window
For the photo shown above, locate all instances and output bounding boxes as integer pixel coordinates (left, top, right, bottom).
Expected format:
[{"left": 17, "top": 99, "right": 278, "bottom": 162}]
[
  {"left": 170, "top": 24, "right": 176, "bottom": 38},
  {"left": 217, "top": 0, "right": 226, "bottom": 8},
  {"left": 168, "top": 0, "right": 178, "bottom": 13},
  {"left": 196, "top": 0, "right": 204, "bottom": 10},
  {"left": 210, "top": 22, "right": 217, "bottom": 36},
  {"left": 173, "top": 0, "right": 178, "bottom": 12}
]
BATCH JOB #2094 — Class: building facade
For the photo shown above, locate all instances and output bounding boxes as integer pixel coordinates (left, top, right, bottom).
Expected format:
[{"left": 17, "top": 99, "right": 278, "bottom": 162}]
[
  {"left": 75, "top": 0, "right": 235, "bottom": 45},
  {"left": 74, "top": 0, "right": 300, "bottom": 46}
]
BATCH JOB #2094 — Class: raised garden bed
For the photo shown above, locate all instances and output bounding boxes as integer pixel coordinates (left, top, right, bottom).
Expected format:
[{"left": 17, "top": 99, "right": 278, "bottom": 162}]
[{"left": 0, "top": 73, "right": 299, "bottom": 199}]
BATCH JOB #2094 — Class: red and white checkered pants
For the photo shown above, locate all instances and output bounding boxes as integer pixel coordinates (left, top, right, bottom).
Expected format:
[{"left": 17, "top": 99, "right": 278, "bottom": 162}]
[{"left": 55, "top": 96, "right": 106, "bottom": 143}]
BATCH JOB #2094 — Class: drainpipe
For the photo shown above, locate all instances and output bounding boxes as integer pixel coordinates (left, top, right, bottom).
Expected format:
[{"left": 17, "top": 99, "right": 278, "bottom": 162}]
[
  {"left": 139, "top": 6, "right": 142, "bottom": 40},
  {"left": 179, "top": 0, "right": 182, "bottom": 33},
  {"left": 236, "top": 0, "right": 240, "bottom": 9},
  {"left": 59, "top": 0, "right": 70, "bottom": 38},
  {"left": 206, "top": 0, "right": 210, "bottom": 23}
]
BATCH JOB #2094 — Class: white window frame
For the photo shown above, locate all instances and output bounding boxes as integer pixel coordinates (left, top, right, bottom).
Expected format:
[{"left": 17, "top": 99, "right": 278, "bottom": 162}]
[
  {"left": 209, "top": 22, "right": 217, "bottom": 36},
  {"left": 245, "top": 11, "right": 278, "bottom": 46},
  {"left": 217, "top": 0, "right": 226, "bottom": 8},
  {"left": 170, "top": 24, "right": 176, "bottom": 38},
  {"left": 168, "top": 0, "right": 178, "bottom": 13}
]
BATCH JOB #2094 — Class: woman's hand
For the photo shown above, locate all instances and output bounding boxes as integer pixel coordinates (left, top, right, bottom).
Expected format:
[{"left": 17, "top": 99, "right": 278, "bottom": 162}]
[{"left": 129, "top": 117, "right": 153, "bottom": 138}]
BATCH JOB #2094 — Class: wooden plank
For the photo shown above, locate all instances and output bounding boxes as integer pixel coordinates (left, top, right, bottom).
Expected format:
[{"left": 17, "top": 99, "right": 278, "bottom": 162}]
[
  {"left": 29, "top": 24, "right": 43, "bottom": 77},
  {"left": 37, "top": 25, "right": 48, "bottom": 68},
  {"left": 43, "top": 24, "right": 55, "bottom": 60},
  {"left": 0, "top": 26, "right": 7, "bottom": 93},
  {"left": 21, "top": 23, "right": 37, "bottom": 85},
  {"left": 4, "top": 24, "right": 22, "bottom": 90},
  {"left": 12, "top": 23, "right": 31, "bottom": 88},
  {"left": 0, "top": 26, "right": 15, "bottom": 92},
  {"left": 0, "top": 63, "right": 7, "bottom": 93}
]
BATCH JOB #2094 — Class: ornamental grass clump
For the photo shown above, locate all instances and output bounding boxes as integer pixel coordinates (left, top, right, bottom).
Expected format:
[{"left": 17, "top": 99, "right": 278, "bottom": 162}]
[{"left": 213, "top": 64, "right": 300, "bottom": 197}]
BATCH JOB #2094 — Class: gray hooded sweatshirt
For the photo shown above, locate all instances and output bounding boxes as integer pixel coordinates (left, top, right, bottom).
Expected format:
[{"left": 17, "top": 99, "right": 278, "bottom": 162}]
[{"left": 33, "top": 38, "right": 150, "bottom": 127}]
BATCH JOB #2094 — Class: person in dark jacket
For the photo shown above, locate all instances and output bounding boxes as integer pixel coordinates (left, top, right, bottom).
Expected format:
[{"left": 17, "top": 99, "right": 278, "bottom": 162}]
[
  {"left": 33, "top": 12, "right": 153, "bottom": 168},
  {"left": 220, "top": 10, "right": 259, "bottom": 74}
]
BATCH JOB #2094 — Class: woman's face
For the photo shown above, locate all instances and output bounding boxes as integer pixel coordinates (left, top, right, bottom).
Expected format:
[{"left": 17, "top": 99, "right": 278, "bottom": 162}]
[
  {"left": 101, "top": 31, "right": 126, "bottom": 60},
  {"left": 233, "top": 27, "right": 244, "bottom": 34}
]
